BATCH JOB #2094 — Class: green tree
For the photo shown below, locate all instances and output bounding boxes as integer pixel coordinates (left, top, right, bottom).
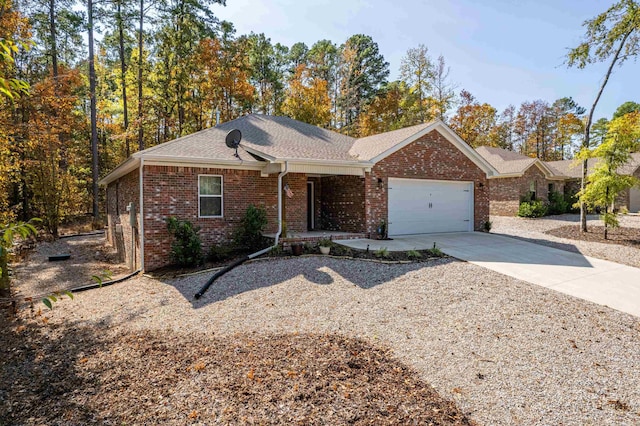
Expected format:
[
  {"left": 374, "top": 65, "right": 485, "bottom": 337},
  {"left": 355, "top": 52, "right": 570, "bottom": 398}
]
[
  {"left": 399, "top": 44, "right": 433, "bottom": 124},
  {"left": 566, "top": 0, "right": 640, "bottom": 232},
  {"left": 307, "top": 39, "right": 339, "bottom": 124},
  {"left": 576, "top": 112, "right": 640, "bottom": 238},
  {"left": 613, "top": 101, "right": 640, "bottom": 119},
  {"left": 338, "top": 34, "right": 389, "bottom": 135}
]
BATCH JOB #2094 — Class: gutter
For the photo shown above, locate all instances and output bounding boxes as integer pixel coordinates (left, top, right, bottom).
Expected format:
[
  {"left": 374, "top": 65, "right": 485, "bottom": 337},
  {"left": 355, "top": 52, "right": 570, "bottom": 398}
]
[
  {"left": 139, "top": 158, "right": 145, "bottom": 272},
  {"left": 194, "top": 161, "right": 289, "bottom": 299}
]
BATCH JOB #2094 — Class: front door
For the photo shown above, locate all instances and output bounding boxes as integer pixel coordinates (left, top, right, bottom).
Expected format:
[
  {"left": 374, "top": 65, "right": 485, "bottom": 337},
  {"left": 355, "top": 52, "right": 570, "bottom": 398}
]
[{"left": 307, "top": 181, "right": 315, "bottom": 230}]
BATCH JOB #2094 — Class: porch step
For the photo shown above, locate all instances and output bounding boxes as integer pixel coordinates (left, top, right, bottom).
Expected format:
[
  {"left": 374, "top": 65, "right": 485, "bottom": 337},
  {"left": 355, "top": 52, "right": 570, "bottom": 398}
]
[{"left": 264, "top": 231, "right": 369, "bottom": 245}]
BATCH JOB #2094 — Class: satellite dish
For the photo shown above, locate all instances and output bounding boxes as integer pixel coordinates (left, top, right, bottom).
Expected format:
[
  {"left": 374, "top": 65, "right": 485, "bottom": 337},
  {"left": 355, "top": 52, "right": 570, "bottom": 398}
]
[{"left": 225, "top": 129, "right": 242, "bottom": 149}]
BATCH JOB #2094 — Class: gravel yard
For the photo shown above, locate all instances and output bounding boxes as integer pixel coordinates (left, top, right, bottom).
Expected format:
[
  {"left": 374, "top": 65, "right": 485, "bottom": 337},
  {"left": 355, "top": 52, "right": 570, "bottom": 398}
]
[
  {"left": 10, "top": 232, "right": 130, "bottom": 300},
  {"left": 4, "top": 255, "right": 639, "bottom": 425},
  {"left": 491, "top": 214, "right": 640, "bottom": 268}
]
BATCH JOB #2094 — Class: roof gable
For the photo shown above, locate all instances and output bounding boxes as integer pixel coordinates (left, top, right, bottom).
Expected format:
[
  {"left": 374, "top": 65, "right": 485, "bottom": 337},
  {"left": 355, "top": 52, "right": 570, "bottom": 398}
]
[
  {"left": 476, "top": 146, "right": 558, "bottom": 178},
  {"left": 352, "top": 120, "right": 498, "bottom": 176}
]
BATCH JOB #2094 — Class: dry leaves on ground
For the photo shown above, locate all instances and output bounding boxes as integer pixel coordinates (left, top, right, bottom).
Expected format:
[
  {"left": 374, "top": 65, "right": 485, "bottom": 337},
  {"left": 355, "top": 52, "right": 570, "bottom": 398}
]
[
  {"left": 0, "top": 315, "right": 475, "bottom": 425},
  {"left": 546, "top": 225, "right": 640, "bottom": 248}
]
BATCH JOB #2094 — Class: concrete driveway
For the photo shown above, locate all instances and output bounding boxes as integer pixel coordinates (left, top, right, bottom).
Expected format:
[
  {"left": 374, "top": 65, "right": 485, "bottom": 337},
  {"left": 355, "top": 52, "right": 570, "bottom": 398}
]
[{"left": 339, "top": 232, "right": 640, "bottom": 318}]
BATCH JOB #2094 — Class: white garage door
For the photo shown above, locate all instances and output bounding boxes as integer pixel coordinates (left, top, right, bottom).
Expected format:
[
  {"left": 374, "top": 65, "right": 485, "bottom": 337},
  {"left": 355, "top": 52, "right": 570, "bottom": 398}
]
[
  {"left": 630, "top": 187, "right": 640, "bottom": 213},
  {"left": 388, "top": 178, "right": 473, "bottom": 235}
]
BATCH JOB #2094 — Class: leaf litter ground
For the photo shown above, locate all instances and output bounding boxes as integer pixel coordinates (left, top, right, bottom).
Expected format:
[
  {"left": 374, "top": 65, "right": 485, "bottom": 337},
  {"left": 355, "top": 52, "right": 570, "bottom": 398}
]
[{"left": 1, "top": 314, "right": 475, "bottom": 425}]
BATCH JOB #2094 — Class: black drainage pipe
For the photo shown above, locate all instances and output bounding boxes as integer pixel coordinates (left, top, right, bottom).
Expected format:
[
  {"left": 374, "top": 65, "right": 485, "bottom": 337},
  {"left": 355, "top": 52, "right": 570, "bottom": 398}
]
[
  {"left": 194, "top": 256, "right": 250, "bottom": 299},
  {"left": 194, "top": 244, "right": 276, "bottom": 300}
]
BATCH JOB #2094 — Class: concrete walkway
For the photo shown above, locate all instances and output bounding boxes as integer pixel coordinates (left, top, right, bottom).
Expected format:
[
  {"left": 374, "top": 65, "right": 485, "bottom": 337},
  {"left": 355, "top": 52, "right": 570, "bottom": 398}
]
[{"left": 339, "top": 232, "right": 640, "bottom": 318}]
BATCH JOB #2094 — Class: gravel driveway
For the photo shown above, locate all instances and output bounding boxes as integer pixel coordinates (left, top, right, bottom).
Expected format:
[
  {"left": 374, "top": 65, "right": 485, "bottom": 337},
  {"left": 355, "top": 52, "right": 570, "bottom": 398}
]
[
  {"left": 42, "top": 255, "right": 640, "bottom": 425},
  {"left": 491, "top": 214, "right": 640, "bottom": 268}
]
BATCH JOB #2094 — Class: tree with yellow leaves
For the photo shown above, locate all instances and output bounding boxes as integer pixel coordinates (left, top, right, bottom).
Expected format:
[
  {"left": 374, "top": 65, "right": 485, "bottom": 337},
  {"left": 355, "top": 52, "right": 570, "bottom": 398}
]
[{"left": 282, "top": 64, "right": 331, "bottom": 127}]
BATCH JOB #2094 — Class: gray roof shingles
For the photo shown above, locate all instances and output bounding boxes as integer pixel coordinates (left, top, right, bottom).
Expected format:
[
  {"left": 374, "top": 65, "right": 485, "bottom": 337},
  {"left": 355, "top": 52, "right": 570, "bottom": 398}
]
[{"left": 475, "top": 146, "right": 539, "bottom": 175}]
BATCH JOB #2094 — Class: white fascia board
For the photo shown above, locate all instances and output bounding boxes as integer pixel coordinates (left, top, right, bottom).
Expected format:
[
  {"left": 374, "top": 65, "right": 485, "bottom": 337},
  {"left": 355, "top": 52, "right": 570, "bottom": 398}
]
[
  {"left": 99, "top": 157, "right": 140, "bottom": 186},
  {"left": 142, "top": 157, "right": 264, "bottom": 172},
  {"left": 286, "top": 163, "right": 367, "bottom": 176},
  {"left": 242, "top": 146, "right": 277, "bottom": 162},
  {"left": 369, "top": 119, "right": 499, "bottom": 177}
]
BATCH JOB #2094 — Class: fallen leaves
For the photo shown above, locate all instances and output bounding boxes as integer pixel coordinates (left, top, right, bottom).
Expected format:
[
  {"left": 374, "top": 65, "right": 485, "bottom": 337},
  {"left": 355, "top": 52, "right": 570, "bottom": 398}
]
[{"left": 0, "top": 324, "right": 476, "bottom": 425}]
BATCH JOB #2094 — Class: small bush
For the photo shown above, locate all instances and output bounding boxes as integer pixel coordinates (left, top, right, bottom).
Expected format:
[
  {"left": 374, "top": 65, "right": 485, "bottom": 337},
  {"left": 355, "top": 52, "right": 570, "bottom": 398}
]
[
  {"left": 482, "top": 220, "right": 492, "bottom": 232},
  {"left": 233, "top": 205, "right": 268, "bottom": 250},
  {"left": 427, "top": 247, "right": 443, "bottom": 257},
  {"left": 317, "top": 237, "right": 333, "bottom": 247},
  {"left": 517, "top": 200, "right": 548, "bottom": 218},
  {"left": 374, "top": 247, "right": 389, "bottom": 258},
  {"left": 209, "top": 243, "right": 233, "bottom": 262},
  {"left": 406, "top": 249, "right": 422, "bottom": 259},
  {"left": 166, "top": 217, "right": 203, "bottom": 267},
  {"left": 331, "top": 244, "right": 353, "bottom": 257},
  {"left": 547, "top": 191, "right": 569, "bottom": 215}
]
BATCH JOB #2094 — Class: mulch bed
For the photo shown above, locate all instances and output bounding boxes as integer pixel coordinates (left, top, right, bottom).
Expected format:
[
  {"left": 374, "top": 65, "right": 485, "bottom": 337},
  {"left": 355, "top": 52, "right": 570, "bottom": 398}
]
[
  {"left": 546, "top": 225, "right": 640, "bottom": 248},
  {"left": 152, "top": 245, "right": 445, "bottom": 278},
  {"left": 1, "top": 315, "right": 474, "bottom": 425}
]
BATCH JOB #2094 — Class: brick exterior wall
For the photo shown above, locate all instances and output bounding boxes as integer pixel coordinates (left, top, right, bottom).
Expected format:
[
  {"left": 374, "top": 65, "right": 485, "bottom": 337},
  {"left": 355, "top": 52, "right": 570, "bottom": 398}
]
[
  {"left": 107, "top": 130, "right": 496, "bottom": 270},
  {"left": 488, "top": 165, "right": 562, "bottom": 216},
  {"left": 320, "top": 175, "right": 366, "bottom": 232},
  {"left": 106, "top": 169, "right": 140, "bottom": 270},
  {"left": 143, "top": 166, "right": 280, "bottom": 271},
  {"left": 615, "top": 167, "right": 640, "bottom": 212},
  {"left": 365, "top": 130, "right": 490, "bottom": 236}
]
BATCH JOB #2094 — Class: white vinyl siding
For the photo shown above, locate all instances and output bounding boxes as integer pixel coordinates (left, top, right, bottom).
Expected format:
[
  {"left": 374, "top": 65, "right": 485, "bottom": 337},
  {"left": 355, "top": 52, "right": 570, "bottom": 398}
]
[{"left": 199, "top": 175, "right": 223, "bottom": 217}]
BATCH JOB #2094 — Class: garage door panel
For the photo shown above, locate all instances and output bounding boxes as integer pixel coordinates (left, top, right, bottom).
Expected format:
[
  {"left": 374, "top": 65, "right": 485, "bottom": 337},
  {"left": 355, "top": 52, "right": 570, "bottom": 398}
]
[
  {"left": 388, "top": 178, "right": 472, "bottom": 235},
  {"left": 630, "top": 187, "right": 640, "bottom": 213}
]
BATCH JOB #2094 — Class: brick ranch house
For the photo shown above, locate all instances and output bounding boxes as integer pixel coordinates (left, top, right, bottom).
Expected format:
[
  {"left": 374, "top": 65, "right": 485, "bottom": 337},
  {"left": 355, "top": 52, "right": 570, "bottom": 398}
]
[
  {"left": 475, "top": 146, "right": 640, "bottom": 216},
  {"left": 100, "top": 114, "right": 500, "bottom": 271},
  {"left": 475, "top": 146, "right": 566, "bottom": 216},
  {"left": 546, "top": 153, "right": 640, "bottom": 214}
]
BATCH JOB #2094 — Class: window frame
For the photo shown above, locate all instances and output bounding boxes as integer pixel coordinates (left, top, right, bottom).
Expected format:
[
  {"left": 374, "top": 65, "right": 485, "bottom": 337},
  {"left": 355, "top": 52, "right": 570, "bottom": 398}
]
[{"left": 198, "top": 174, "right": 224, "bottom": 218}]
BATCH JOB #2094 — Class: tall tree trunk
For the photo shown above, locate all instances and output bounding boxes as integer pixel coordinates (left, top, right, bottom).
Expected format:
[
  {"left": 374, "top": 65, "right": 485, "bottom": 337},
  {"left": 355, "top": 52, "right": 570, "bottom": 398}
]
[
  {"left": 137, "top": 0, "right": 144, "bottom": 151},
  {"left": 117, "top": 0, "right": 130, "bottom": 157},
  {"left": 88, "top": 0, "right": 99, "bottom": 219},
  {"left": 49, "top": 0, "right": 58, "bottom": 78},
  {"left": 580, "top": 31, "right": 632, "bottom": 232}
]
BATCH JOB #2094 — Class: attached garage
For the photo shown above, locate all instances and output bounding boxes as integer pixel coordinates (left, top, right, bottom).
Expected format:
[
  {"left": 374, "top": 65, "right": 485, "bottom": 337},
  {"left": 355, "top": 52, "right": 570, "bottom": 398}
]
[
  {"left": 630, "top": 187, "right": 640, "bottom": 213},
  {"left": 387, "top": 178, "right": 474, "bottom": 235}
]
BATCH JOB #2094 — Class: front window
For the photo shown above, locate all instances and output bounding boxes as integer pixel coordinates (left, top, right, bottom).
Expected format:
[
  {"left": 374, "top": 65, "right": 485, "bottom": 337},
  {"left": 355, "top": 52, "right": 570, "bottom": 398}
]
[{"left": 199, "top": 175, "right": 223, "bottom": 217}]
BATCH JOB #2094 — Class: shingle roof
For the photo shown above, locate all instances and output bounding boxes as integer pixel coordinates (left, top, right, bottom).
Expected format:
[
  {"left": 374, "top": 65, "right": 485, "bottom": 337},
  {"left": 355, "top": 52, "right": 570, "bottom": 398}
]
[
  {"left": 618, "top": 152, "right": 640, "bottom": 175},
  {"left": 138, "top": 115, "right": 357, "bottom": 162},
  {"left": 545, "top": 158, "right": 600, "bottom": 178},
  {"left": 101, "top": 114, "right": 498, "bottom": 185},
  {"left": 349, "top": 123, "right": 432, "bottom": 161},
  {"left": 475, "top": 146, "right": 539, "bottom": 175}
]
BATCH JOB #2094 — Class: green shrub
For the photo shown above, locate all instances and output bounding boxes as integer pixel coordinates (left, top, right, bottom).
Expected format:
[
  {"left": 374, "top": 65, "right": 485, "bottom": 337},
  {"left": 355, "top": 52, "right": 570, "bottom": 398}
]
[
  {"left": 482, "top": 220, "right": 492, "bottom": 232},
  {"left": 374, "top": 247, "right": 389, "bottom": 258},
  {"left": 317, "top": 237, "right": 333, "bottom": 247},
  {"left": 233, "top": 205, "right": 268, "bottom": 250},
  {"left": 331, "top": 244, "right": 353, "bottom": 257},
  {"left": 209, "top": 243, "right": 233, "bottom": 262},
  {"left": 406, "top": 249, "right": 422, "bottom": 259},
  {"left": 547, "top": 191, "right": 569, "bottom": 215},
  {"left": 166, "top": 217, "right": 203, "bottom": 267},
  {"left": 427, "top": 243, "right": 443, "bottom": 257},
  {"left": 517, "top": 200, "right": 548, "bottom": 218}
]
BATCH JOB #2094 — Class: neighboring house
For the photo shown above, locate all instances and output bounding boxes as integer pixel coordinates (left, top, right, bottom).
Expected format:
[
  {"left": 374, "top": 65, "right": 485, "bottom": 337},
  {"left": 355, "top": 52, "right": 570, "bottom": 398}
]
[
  {"left": 475, "top": 146, "right": 566, "bottom": 216},
  {"left": 547, "top": 153, "right": 640, "bottom": 214},
  {"left": 100, "top": 115, "right": 499, "bottom": 271}
]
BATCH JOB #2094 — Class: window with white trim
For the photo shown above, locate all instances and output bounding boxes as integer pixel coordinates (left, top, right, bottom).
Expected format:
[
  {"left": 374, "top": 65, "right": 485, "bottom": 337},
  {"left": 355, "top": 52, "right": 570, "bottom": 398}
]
[{"left": 199, "top": 175, "right": 223, "bottom": 217}]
